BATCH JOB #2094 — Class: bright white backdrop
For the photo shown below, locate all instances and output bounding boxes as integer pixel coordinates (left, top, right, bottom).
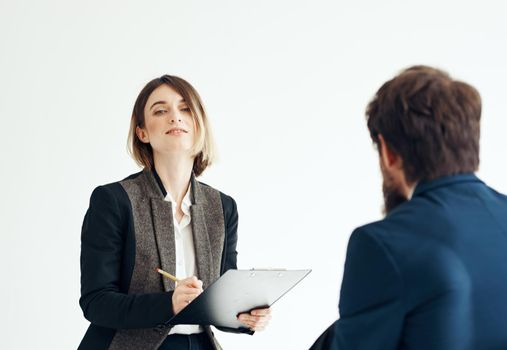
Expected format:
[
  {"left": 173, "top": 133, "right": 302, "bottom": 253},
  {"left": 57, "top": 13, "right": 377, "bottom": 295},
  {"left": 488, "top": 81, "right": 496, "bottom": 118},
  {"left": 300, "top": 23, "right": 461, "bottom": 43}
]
[{"left": 1, "top": 1, "right": 507, "bottom": 349}]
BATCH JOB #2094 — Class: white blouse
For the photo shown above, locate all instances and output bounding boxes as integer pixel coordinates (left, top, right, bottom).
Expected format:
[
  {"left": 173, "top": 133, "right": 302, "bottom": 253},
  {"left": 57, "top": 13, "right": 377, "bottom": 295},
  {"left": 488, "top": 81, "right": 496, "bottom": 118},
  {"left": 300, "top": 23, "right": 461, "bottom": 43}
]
[{"left": 165, "top": 184, "right": 203, "bottom": 335}]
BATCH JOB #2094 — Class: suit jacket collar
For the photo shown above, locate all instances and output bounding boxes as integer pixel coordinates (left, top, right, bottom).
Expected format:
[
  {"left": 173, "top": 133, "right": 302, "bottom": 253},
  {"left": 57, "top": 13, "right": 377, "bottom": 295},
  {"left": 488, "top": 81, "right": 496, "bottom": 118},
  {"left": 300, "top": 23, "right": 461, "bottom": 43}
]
[
  {"left": 413, "top": 173, "right": 483, "bottom": 197},
  {"left": 149, "top": 167, "right": 202, "bottom": 205}
]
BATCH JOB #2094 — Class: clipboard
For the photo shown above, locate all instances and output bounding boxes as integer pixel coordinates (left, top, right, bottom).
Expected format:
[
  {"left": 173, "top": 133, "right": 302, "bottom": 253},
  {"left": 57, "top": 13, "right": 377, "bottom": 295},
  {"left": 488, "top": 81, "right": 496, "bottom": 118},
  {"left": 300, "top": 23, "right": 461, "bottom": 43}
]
[{"left": 167, "top": 269, "right": 311, "bottom": 329}]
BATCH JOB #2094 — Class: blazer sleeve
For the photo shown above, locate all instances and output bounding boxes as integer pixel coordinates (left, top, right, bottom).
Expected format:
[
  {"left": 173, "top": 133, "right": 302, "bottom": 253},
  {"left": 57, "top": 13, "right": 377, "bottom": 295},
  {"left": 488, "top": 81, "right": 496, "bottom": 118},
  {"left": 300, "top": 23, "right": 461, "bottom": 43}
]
[
  {"left": 221, "top": 193, "right": 239, "bottom": 273},
  {"left": 311, "top": 228, "right": 404, "bottom": 349},
  {"left": 79, "top": 185, "right": 175, "bottom": 330},
  {"left": 216, "top": 193, "right": 254, "bottom": 335}
]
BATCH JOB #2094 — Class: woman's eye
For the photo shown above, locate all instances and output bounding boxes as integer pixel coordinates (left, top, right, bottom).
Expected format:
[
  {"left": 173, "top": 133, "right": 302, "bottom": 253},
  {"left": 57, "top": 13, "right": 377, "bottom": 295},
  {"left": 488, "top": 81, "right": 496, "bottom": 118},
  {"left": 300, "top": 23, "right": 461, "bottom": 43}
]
[
  {"left": 154, "top": 109, "right": 167, "bottom": 115},
  {"left": 180, "top": 107, "right": 191, "bottom": 113}
]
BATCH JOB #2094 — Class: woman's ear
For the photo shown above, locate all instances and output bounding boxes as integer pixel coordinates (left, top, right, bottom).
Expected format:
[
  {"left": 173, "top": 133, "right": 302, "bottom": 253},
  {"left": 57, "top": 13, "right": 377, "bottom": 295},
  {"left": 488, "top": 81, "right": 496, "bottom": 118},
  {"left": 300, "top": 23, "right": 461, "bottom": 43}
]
[{"left": 136, "top": 126, "right": 150, "bottom": 143}]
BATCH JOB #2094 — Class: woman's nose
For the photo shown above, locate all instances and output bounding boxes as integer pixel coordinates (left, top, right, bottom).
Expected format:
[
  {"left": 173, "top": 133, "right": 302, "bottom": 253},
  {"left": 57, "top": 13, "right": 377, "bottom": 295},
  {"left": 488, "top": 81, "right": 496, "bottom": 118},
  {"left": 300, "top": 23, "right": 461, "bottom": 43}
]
[{"left": 169, "top": 112, "right": 182, "bottom": 123}]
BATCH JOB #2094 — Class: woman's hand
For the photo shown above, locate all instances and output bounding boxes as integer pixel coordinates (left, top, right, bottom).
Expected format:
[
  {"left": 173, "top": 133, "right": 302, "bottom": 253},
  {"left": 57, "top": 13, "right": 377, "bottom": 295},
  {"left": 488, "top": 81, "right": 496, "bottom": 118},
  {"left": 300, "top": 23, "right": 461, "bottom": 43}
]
[
  {"left": 172, "top": 276, "right": 203, "bottom": 315},
  {"left": 237, "top": 307, "right": 272, "bottom": 331}
]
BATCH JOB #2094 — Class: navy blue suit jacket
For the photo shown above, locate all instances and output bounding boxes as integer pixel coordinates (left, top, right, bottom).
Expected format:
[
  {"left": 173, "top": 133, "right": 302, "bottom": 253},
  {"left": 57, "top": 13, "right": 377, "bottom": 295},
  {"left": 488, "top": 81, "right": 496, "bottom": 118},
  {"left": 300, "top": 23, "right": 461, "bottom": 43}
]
[{"left": 311, "top": 174, "right": 507, "bottom": 350}]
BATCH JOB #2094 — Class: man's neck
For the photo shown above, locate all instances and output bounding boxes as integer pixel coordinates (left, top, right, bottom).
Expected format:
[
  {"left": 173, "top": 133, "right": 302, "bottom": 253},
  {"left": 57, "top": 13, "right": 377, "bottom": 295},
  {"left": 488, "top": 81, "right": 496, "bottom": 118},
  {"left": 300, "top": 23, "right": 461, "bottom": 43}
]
[{"left": 405, "top": 182, "right": 417, "bottom": 200}]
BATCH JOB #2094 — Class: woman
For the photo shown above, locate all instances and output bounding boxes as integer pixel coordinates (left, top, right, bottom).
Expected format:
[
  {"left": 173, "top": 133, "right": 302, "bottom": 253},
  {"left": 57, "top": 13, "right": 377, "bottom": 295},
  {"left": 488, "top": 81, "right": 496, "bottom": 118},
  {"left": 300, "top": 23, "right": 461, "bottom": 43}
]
[{"left": 78, "top": 75, "right": 271, "bottom": 350}]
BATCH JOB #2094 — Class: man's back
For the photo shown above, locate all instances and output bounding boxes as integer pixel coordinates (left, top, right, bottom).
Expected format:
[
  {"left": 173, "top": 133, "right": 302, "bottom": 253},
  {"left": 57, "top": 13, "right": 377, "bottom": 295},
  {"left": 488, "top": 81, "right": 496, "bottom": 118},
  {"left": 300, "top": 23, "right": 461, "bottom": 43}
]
[{"left": 316, "top": 174, "right": 507, "bottom": 349}]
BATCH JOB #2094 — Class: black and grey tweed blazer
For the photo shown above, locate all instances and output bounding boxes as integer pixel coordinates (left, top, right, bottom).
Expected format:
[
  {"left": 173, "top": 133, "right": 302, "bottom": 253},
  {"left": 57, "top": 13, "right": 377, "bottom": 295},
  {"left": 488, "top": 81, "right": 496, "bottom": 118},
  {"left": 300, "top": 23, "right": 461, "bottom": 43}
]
[{"left": 78, "top": 168, "right": 251, "bottom": 350}]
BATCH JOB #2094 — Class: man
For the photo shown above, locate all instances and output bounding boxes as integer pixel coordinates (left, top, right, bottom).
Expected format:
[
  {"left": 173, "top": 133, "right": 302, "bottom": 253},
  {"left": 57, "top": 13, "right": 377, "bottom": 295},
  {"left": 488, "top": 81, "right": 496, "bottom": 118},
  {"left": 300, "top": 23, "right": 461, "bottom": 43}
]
[{"left": 311, "top": 66, "right": 507, "bottom": 349}]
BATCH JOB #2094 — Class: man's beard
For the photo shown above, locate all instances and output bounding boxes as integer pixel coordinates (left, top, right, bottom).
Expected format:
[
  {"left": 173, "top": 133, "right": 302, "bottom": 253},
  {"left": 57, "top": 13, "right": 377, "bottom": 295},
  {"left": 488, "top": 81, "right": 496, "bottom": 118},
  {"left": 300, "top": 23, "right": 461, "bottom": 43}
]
[{"left": 382, "top": 172, "right": 408, "bottom": 215}]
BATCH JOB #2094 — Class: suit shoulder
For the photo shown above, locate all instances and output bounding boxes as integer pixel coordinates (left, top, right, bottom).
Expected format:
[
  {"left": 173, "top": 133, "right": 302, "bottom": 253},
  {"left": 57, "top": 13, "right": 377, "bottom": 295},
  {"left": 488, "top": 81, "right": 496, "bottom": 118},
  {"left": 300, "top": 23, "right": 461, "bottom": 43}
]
[
  {"left": 353, "top": 219, "right": 392, "bottom": 242},
  {"left": 88, "top": 172, "right": 141, "bottom": 209},
  {"left": 358, "top": 196, "right": 436, "bottom": 234},
  {"left": 121, "top": 170, "right": 144, "bottom": 182},
  {"left": 350, "top": 200, "right": 429, "bottom": 255},
  {"left": 93, "top": 170, "right": 143, "bottom": 192},
  {"left": 197, "top": 181, "right": 236, "bottom": 205},
  {"left": 219, "top": 190, "right": 236, "bottom": 206}
]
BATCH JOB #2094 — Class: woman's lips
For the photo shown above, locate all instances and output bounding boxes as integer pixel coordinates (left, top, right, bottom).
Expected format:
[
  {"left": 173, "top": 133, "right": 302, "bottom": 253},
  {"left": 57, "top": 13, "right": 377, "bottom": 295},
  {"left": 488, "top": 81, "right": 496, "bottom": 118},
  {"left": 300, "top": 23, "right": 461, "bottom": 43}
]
[{"left": 166, "top": 128, "right": 187, "bottom": 135}]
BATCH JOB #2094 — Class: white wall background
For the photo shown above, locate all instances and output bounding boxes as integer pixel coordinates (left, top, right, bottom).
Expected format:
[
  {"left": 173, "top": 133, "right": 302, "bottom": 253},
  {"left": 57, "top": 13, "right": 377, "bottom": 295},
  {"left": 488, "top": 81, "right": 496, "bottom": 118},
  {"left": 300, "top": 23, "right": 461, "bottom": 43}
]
[{"left": 1, "top": 0, "right": 506, "bottom": 349}]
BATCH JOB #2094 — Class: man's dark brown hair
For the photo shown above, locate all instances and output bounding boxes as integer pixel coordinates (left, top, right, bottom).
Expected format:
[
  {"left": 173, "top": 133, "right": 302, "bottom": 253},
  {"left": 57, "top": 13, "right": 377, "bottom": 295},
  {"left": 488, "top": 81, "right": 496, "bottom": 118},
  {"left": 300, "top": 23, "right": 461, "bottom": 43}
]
[{"left": 366, "top": 65, "right": 482, "bottom": 183}]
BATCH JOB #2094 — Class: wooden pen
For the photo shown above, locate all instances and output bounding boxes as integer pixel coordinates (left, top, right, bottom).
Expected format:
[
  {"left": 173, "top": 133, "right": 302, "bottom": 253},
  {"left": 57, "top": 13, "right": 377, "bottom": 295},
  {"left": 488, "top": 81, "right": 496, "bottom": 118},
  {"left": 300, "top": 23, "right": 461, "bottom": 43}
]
[{"left": 155, "top": 267, "right": 179, "bottom": 282}]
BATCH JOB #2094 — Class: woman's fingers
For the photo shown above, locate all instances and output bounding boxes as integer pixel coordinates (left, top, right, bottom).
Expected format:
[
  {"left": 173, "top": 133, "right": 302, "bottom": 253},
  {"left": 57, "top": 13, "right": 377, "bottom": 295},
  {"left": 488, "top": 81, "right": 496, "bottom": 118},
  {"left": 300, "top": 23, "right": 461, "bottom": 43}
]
[
  {"left": 177, "top": 276, "right": 203, "bottom": 290},
  {"left": 175, "top": 277, "right": 203, "bottom": 296},
  {"left": 238, "top": 319, "right": 269, "bottom": 331},
  {"left": 175, "top": 286, "right": 201, "bottom": 305},
  {"left": 237, "top": 308, "right": 272, "bottom": 331},
  {"left": 178, "top": 286, "right": 203, "bottom": 295},
  {"left": 176, "top": 291, "right": 200, "bottom": 301},
  {"left": 238, "top": 313, "right": 272, "bottom": 324},
  {"left": 172, "top": 276, "right": 203, "bottom": 314},
  {"left": 250, "top": 308, "right": 271, "bottom": 316}
]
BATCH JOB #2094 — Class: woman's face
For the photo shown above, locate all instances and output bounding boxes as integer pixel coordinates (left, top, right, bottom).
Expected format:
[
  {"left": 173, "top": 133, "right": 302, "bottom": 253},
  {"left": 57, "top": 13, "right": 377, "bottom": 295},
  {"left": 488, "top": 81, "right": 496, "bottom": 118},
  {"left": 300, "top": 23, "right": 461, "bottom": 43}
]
[{"left": 137, "top": 84, "right": 196, "bottom": 157}]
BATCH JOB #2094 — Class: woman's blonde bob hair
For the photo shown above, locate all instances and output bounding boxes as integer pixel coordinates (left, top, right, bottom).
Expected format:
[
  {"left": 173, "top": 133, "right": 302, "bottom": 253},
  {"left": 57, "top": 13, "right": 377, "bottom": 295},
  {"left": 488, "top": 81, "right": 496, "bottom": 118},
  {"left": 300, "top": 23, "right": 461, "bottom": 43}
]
[{"left": 127, "top": 75, "right": 216, "bottom": 177}]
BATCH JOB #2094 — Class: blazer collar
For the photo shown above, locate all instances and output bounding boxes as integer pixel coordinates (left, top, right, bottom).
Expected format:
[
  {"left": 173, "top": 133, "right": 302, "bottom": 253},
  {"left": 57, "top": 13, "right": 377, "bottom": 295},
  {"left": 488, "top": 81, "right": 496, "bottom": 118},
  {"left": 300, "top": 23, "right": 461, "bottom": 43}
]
[
  {"left": 141, "top": 167, "right": 214, "bottom": 288},
  {"left": 412, "top": 173, "right": 483, "bottom": 197},
  {"left": 147, "top": 167, "right": 202, "bottom": 204}
]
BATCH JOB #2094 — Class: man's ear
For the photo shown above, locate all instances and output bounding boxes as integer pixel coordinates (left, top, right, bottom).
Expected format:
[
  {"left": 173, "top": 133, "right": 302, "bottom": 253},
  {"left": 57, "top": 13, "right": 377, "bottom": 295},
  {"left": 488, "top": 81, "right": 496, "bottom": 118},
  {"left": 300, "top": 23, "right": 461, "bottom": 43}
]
[
  {"left": 136, "top": 126, "right": 149, "bottom": 143},
  {"left": 378, "top": 134, "right": 402, "bottom": 170}
]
